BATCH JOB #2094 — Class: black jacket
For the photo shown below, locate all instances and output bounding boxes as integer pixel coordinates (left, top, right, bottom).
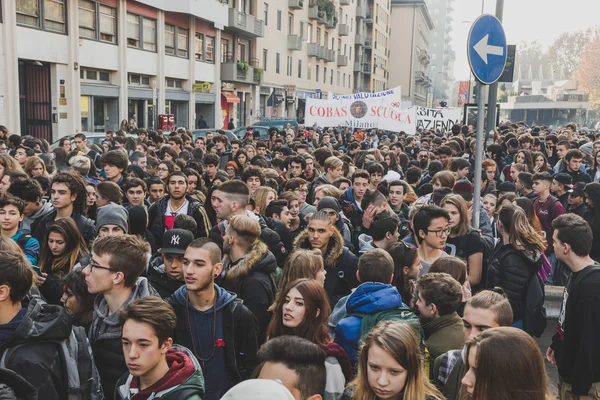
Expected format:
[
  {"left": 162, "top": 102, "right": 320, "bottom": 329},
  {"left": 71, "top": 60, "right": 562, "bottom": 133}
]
[
  {"left": 294, "top": 227, "right": 359, "bottom": 305},
  {"left": 167, "top": 286, "right": 259, "bottom": 386},
  {"left": 485, "top": 244, "right": 542, "bottom": 322},
  {"left": 307, "top": 174, "right": 330, "bottom": 205},
  {"left": 263, "top": 216, "right": 293, "bottom": 254},
  {"left": 0, "top": 296, "right": 71, "bottom": 400},
  {"left": 33, "top": 210, "right": 96, "bottom": 249},
  {"left": 147, "top": 257, "right": 185, "bottom": 299},
  {"left": 147, "top": 195, "right": 211, "bottom": 247},
  {"left": 219, "top": 241, "right": 278, "bottom": 345},
  {"left": 210, "top": 211, "right": 288, "bottom": 267}
]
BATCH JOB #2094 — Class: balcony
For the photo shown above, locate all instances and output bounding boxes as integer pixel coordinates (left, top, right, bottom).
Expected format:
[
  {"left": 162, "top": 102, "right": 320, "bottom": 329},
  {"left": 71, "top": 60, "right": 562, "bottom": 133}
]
[
  {"left": 325, "top": 15, "right": 336, "bottom": 28},
  {"left": 415, "top": 70, "right": 426, "bottom": 82},
  {"left": 221, "top": 58, "right": 262, "bottom": 85},
  {"left": 227, "top": 8, "right": 264, "bottom": 37},
  {"left": 337, "top": 54, "right": 348, "bottom": 67},
  {"left": 318, "top": 11, "right": 328, "bottom": 25},
  {"left": 338, "top": 23, "right": 349, "bottom": 36},
  {"left": 289, "top": 0, "right": 304, "bottom": 9},
  {"left": 307, "top": 43, "right": 326, "bottom": 59},
  {"left": 362, "top": 63, "right": 372, "bottom": 75},
  {"left": 355, "top": 33, "right": 365, "bottom": 46},
  {"left": 365, "top": 10, "right": 373, "bottom": 24},
  {"left": 308, "top": 5, "right": 319, "bottom": 19},
  {"left": 356, "top": 5, "right": 366, "bottom": 19},
  {"left": 364, "top": 37, "right": 372, "bottom": 49},
  {"left": 340, "top": 0, "right": 350, "bottom": 5},
  {"left": 325, "top": 49, "right": 336, "bottom": 62},
  {"left": 353, "top": 61, "right": 361, "bottom": 72},
  {"left": 287, "top": 35, "right": 302, "bottom": 51}
]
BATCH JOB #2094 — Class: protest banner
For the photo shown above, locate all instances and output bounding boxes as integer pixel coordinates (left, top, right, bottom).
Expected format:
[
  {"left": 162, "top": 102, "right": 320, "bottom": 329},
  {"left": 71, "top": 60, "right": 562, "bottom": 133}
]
[
  {"left": 415, "top": 107, "right": 462, "bottom": 132},
  {"left": 305, "top": 87, "right": 416, "bottom": 133}
]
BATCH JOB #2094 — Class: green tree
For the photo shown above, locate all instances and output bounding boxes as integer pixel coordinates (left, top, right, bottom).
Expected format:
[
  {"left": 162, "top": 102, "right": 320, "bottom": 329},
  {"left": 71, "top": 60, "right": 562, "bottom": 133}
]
[{"left": 545, "top": 28, "right": 600, "bottom": 78}]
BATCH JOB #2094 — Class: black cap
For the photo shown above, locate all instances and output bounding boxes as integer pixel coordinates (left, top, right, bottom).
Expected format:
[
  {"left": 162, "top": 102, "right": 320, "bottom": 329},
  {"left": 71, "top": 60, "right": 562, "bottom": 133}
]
[
  {"left": 497, "top": 181, "right": 516, "bottom": 193},
  {"left": 317, "top": 196, "right": 342, "bottom": 213},
  {"left": 554, "top": 173, "right": 572, "bottom": 186},
  {"left": 568, "top": 182, "right": 585, "bottom": 197},
  {"left": 160, "top": 229, "right": 194, "bottom": 255}
]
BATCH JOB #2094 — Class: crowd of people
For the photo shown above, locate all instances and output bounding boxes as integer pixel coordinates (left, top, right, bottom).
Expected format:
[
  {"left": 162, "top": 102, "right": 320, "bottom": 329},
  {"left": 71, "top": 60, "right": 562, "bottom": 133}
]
[{"left": 0, "top": 121, "right": 598, "bottom": 400}]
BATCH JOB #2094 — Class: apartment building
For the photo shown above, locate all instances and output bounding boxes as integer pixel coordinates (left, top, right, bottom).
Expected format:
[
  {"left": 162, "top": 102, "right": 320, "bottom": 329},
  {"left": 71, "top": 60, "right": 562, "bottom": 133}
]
[
  {"left": 256, "top": 0, "right": 356, "bottom": 121},
  {"left": 388, "top": 0, "right": 433, "bottom": 106},
  {"left": 354, "top": 0, "right": 390, "bottom": 93},
  {"left": 428, "top": 0, "right": 455, "bottom": 103},
  {"left": 1, "top": 0, "right": 229, "bottom": 142}
]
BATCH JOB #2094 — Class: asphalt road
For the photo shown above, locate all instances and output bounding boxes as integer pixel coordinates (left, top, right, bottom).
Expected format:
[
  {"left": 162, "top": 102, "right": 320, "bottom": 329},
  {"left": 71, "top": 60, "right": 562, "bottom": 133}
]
[{"left": 537, "top": 318, "right": 559, "bottom": 397}]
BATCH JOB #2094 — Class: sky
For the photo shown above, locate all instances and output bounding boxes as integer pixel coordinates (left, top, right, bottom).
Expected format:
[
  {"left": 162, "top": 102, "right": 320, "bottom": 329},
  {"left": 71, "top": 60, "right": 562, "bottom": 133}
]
[{"left": 450, "top": 0, "right": 600, "bottom": 80}]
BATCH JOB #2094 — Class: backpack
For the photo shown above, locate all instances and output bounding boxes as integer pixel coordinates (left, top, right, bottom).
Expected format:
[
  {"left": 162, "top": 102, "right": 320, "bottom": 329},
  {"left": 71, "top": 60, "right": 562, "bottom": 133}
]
[
  {"left": 15, "top": 234, "right": 32, "bottom": 251},
  {"left": 0, "top": 326, "right": 104, "bottom": 400},
  {"left": 523, "top": 270, "right": 547, "bottom": 338},
  {"left": 350, "top": 305, "right": 422, "bottom": 342}
]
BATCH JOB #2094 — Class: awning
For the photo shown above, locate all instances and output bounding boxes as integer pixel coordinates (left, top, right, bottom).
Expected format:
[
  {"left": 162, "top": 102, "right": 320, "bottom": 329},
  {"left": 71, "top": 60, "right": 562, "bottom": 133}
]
[{"left": 222, "top": 92, "right": 240, "bottom": 104}]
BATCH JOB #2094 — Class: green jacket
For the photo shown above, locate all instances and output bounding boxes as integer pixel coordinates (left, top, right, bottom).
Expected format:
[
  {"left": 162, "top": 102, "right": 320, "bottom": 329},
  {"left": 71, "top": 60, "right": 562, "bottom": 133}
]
[
  {"left": 423, "top": 312, "right": 465, "bottom": 362},
  {"left": 115, "top": 345, "right": 204, "bottom": 400}
]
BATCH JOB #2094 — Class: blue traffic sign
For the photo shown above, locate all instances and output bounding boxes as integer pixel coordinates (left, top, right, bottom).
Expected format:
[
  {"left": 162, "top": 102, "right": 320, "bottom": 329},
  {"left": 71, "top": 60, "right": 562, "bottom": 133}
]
[{"left": 467, "top": 14, "right": 507, "bottom": 85}]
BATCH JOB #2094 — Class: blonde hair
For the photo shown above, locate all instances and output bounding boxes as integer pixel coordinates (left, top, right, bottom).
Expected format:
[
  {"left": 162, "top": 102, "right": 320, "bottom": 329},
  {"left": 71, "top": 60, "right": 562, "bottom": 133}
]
[
  {"left": 254, "top": 186, "right": 278, "bottom": 215},
  {"left": 352, "top": 321, "right": 443, "bottom": 400},
  {"left": 278, "top": 249, "right": 325, "bottom": 291},
  {"left": 24, "top": 156, "right": 47, "bottom": 177},
  {"left": 432, "top": 170, "right": 456, "bottom": 189},
  {"left": 314, "top": 184, "right": 342, "bottom": 199},
  {"left": 441, "top": 194, "right": 471, "bottom": 237}
]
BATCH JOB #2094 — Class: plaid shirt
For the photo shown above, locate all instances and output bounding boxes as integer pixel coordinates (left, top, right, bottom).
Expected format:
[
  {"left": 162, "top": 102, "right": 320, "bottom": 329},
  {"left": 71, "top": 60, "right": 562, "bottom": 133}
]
[{"left": 435, "top": 349, "right": 462, "bottom": 386}]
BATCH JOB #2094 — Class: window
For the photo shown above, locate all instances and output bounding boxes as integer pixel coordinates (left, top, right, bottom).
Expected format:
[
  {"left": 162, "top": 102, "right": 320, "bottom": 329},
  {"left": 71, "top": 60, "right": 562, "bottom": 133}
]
[
  {"left": 142, "top": 17, "right": 156, "bottom": 51},
  {"left": 277, "top": 10, "right": 281, "bottom": 31},
  {"left": 263, "top": 49, "right": 268, "bottom": 72},
  {"left": 298, "top": 59, "right": 302, "bottom": 79},
  {"left": 316, "top": 65, "right": 319, "bottom": 82},
  {"left": 264, "top": 3, "right": 268, "bottom": 26},
  {"left": 324, "top": 67, "right": 327, "bottom": 84},
  {"left": 287, "top": 56, "right": 292, "bottom": 76},
  {"left": 164, "top": 24, "right": 188, "bottom": 58},
  {"left": 330, "top": 69, "right": 333, "bottom": 85},
  {"left": 195, "top": 33, "right": 203, "bottom": 60},
  {"left": 307, "top": 24, "right": 312, "bottom": 43},
  {"left": 205, "top": 36, "right": 215, "bottom": 62},
  {"left": 79, "top": 1, "right": 117, "bottom": 43},
  {"left": 276, "top": 52, "right": 280, "bottom": 74},
  {"left": 128, "top": 73, "right": 152, "bottom": 87},
  {"left": 337, "top": 71, "right": 340, "bottom": 86},
  {"left": 127, "top": 13, "right": 140, "bottom": 47},
  {"left": 288, "top": 12, "right": 293, "bottom": 35},
  {"left": 17, "top": 0, "right": 66, "bottom": 33},
  {"left": 221, "top": 39, "right": 229, "bottom": 63},
  {"left": 165, "top": 24, "right": 175, "bottom": 55},
  {"left": 166, "top": 78, "right": 184, "bottom": 89},
  {"left": 316, "top": 28, "right": 321, "bottom": 45},
  {"left": 80, "top": 68, "right": 111, "bottom": 83},
  {"left": 300, "top": 22, "right": 304, "bottom": 38},
  {"left": 308, "top": 63, "right": 312, "bottom": 80}
]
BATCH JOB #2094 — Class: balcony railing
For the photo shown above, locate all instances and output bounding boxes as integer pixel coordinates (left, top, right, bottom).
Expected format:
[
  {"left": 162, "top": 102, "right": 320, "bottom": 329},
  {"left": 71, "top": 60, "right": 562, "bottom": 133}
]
[
  {"left": 227, "top": 8, "right": 264, "bottom": 37},
  {"left": 307, "top": 43, "right": 326, "bottom": 59},
  {"left": 308, "top": 5, "right": 319, "bottom": 19},
  {"left": 364, "top": 37, "right": 372, "bottom": 49},
  {"left": 356, "top": 5, "right": 366, "bottom": 19},
  {"left": 362, "top": 63, "right": 372, "bottom": 74},
  {"left": 339, "top": 23, "right": 349, "bottom": 36},
  {"left": 288, "top": 0, "right": 304, "bottom": 9},
  {"left": 337, "top": 54, "right": 348, "bottom": 67},
  {"left": 340, "top": 0, "right": 350, "bottom": 5},
  {"left": 287, "top": 35, "right": 303, "bottom": 51},
  {"left": 355, "top": 33, "right": 364, "bottom": 46}
]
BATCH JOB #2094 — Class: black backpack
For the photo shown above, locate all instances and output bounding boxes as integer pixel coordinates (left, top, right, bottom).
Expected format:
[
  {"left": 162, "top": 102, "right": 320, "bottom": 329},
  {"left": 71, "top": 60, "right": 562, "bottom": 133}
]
[
  {"left": 523, "top": 269, "right": 547, "bottom": 338},
  {"left": 15, "top": 234, "right": 33, "bottom": 252}
]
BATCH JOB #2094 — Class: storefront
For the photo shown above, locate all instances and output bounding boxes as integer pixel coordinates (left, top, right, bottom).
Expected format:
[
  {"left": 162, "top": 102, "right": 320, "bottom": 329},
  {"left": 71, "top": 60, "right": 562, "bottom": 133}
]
[
  {"left": 165, "top": 90, "right": 189, "bottom": 129},
  {"left": 221, "top": 90, "right": 240, "bottom": 129},
  {"left": 80, "top": 84, "right": 119, "bottom": 133},
  {"left": 296, "top": 89, "right": 317, "bottom": 123},
  {"left": 128, "top": 88, "right": 155, "bottom": 130}
]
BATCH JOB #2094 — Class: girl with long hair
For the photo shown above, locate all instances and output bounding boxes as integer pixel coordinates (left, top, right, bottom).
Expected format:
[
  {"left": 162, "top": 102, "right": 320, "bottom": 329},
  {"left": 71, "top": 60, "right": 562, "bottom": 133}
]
[
  {"left": 24, "top": 156, "right": 48, "bottom": 178},
  {"left": 37, "top": 218, "right": 90, "bottom": 305},
  {"left": 254, "top": 186, "right": 278, "bottom": 215},
  {"left": 384, "top": 152, "right": 403, "bottom": 180},
  {"left": 485, "top": 205, "right": 546, "bottom": 329},
  {"left": 279, "top": 191, "right": 306, "bottom": 241},
  {"left": 515, "top": 149, "right": 535, "bottom": 173},
  {"left": 61, "top": 270, "right": 96, "bottom": 330},
  {"left": 0, "top": 154, "right": 24, "bottom": 181},
  {"left": 267, "top": 279, "right": 353, "bottom": 399},
  {"left": 461, "top": 327, "right": 551, "bottom": 400},
  {"left": 96, "top": 181, "right": 123, "bottom": 207},
  {"left": 514, "top": 197, "right": 543, "bottom": 236},
  {"left": 441, "top": 194, "right": 484, "bottom": 287},
  {"left": 388, "top": 241, "right": 420, "bottom": 307},
  {"left": 157, "top": 160, "right": 176, "bottom": 183},
  {"left": 85, "top": 181, "right": 98, "bottom": 220},
  {"left": 235, "top": 149, "right": 249, "bottom": 172},
  {"left": 340, "top": 321, "right": 443, "bottom": 400},
  {"left": 532, "top": 151, "right": 550, "bottom": 173},
  {"left": 278, "top": 249, "right": 326, "bottom": 291}
]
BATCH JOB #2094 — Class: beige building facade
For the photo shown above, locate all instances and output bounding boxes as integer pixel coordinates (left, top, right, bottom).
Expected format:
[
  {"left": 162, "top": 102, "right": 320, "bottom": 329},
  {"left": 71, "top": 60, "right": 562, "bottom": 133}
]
[{"left": 388, "top": 0, "right": 433, "bottom": 106}]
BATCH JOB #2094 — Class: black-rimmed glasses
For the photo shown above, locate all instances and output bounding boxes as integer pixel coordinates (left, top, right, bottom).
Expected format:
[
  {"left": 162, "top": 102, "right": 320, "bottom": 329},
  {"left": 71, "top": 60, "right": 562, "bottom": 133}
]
[{"left": 428, "top": 227, "right": 451, "bottom": 238}]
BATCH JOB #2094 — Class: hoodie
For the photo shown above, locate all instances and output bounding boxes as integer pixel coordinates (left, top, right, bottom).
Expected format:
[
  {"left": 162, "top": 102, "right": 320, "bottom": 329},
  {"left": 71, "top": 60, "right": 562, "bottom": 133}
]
[
  {"left": 220, "top": 241, "right": 277, "bottom": 345},
  {"left": 0, "top": 296, "right": 72, "bottom": 400},
  {"left": 334, "top": 283, "right": 405, "bottom": 362},
  {"left": 115, "top": 345, "right": 204, "bottom": 400},
  {"left": 171, "top": 285, "right": 236, "bottom": 400},
  {"left": 89, "top": 277, "right": 160, "bottom": 400},
  {"left": 21, "top": 199, "right": 53, "bottom": 234},
  {"left": 147, "top": 257, "right": 185, "bottom": 299}
]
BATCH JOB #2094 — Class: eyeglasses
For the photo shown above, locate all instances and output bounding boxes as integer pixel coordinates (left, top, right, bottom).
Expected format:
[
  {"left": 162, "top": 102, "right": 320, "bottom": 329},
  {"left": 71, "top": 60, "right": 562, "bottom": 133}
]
[
  {"left": 428, "top": 227, "right": 451, "bottom": 237},
  {"left": 90, "top": 262, "right": 117, "bottom": 272}
]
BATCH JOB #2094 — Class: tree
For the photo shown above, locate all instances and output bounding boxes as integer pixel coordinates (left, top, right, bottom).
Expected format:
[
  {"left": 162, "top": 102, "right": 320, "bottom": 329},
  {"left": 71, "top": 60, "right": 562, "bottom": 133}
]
[
  {"left": 576, "top": 37, "right": 600, "bottom": 110},
  {"left": 545, "top": 28, "right": 600, "bottom": 78},
  {"left": 515, "top": 41, "right": 545, "bottom": 79}
]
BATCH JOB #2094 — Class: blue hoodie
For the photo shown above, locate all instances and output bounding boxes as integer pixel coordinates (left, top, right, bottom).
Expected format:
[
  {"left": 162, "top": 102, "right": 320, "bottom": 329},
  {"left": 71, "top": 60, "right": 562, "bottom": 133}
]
[
  {"left": 334, "top": 283, "right": 404, "bottom": 362},
  {"left": 172, "top": 285, "right": 237, "bottom": 400}
]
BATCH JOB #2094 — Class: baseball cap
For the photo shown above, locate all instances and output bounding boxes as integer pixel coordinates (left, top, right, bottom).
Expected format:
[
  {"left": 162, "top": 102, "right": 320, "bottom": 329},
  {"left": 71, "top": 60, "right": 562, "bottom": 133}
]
[
  {"left": 554, "top": 173, "right": 572, "bottom": 186},
  {"left": 496, "top": 181, "right": 516, "bottom": 194},
  {"left": 160, "top": 229, "right": 194, "bottom": 255},
  {"left": 222, "top": 379, "right": 295, "bottom": 400},
  {"left": 568, "top": 182, "right": 585, "bottom": 197}
]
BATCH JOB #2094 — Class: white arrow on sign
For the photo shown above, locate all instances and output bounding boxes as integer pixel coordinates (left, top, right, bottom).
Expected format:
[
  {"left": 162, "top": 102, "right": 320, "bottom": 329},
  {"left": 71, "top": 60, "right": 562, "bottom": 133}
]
[{"left": 473, "top": 34, "right": 504, "bottom": 64}]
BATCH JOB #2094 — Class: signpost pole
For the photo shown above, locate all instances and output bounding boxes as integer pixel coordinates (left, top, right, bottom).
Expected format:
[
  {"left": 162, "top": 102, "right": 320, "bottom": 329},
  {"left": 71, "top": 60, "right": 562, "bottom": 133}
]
[
  {"left": 472, "top": 83, "right": 486, "bottom": 228},
  {"left": 485, "top": 0, "right": 504, "bottom": 144}
]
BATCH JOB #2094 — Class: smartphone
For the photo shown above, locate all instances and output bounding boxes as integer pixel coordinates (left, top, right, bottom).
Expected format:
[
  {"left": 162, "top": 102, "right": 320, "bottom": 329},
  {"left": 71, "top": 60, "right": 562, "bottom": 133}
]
[{"left": 32, "top": 266, "right": 43, "bottom": 275}]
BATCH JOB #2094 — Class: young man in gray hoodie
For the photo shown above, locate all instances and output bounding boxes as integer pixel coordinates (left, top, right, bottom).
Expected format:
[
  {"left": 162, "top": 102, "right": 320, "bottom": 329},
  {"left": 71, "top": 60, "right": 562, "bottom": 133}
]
[
  {"left": 83, "top": 234, "right": 159, "bottom": 400},
  {"left": 7, "top": 177, "right": 53, "bottom": 234}
]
